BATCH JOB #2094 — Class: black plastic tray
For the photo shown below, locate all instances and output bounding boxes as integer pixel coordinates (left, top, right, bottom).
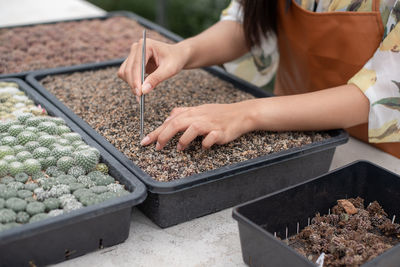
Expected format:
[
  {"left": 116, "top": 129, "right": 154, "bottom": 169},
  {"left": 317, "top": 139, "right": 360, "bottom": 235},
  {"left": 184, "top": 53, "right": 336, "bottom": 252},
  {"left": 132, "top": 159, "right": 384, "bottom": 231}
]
[
  {"left": 0, "top": 10, "right": 183, "bottom": 79},
  {"left": 0, "top": 78, "right": 147, "bottom": 266},
  {"left": 27, "top": 59, "right": 348, "bottom": 228},
  {"left": 233, "top": 161, "right": 400, "bottom": 267}
]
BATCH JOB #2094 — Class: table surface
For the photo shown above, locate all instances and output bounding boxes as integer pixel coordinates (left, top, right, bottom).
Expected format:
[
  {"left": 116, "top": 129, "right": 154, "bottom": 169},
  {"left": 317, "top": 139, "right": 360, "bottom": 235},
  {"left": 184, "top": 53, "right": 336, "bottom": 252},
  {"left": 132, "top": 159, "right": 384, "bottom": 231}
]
[{"left": 1, "top": 1, "right": 399, "bottom": 267}]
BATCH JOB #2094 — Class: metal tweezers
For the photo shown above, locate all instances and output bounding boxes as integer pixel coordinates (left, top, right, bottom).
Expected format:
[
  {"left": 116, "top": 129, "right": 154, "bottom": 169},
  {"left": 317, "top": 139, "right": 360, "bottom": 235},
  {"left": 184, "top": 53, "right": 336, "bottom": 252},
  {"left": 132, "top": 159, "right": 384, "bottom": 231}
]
[{"left": 140, "top": 29, "right": 146, "bottom": 140}]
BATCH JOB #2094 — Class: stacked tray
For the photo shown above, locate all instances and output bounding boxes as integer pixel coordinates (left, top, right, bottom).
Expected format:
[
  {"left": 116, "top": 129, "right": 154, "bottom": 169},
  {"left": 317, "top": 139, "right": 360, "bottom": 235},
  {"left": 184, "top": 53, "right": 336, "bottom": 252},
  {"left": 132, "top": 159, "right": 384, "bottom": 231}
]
[{"left": 0, "top": 78, "right": 146, "bottom": 266}]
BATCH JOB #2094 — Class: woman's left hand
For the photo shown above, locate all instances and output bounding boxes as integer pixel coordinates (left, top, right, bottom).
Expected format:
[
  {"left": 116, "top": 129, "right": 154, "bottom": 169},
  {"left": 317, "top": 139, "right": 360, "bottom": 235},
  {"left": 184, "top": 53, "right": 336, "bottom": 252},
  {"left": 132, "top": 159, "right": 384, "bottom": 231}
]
[{"left": 140, "top": 101, "right": 255, "bottom": 150}]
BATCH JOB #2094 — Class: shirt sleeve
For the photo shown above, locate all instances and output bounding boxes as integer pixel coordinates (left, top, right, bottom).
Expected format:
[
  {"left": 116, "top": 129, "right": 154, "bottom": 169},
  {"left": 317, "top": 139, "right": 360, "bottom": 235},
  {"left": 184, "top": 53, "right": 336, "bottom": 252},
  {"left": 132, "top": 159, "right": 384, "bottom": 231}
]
[
  {"left": 220, "top": 0, "right": 279, "bottom": 87},
  {"left": 348, "top": 3, "right": 400, "bottom": 143},
  {"left": 220, "top": 0, "right": 243, "bottom": 22}
]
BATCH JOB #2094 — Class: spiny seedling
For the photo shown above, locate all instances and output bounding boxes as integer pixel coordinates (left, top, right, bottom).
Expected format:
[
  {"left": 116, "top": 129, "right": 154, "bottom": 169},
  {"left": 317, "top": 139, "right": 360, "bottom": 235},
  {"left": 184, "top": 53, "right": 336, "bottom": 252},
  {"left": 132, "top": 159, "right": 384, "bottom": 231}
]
[
  {"left": 74, "top": 150, "right": 98, "bottom": 173},
  {"left": 23, "top": 158, "right": 41, "bottom": 175},
  {"left": 0, "top": 145, "right": 14, "bottom": 159},
  {"left": 17, "top": 131, "right": 38, "bottom": 145},
  {"left": 38, "top": 121, "right": 58, "bottom": 135}
]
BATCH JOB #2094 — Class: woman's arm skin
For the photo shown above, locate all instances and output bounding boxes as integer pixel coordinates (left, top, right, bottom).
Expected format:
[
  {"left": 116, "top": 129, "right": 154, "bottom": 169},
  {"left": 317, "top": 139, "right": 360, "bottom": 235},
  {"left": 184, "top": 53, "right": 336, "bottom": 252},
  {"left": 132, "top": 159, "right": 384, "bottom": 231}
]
[
  {"left": 118, "top": 20, "right": 248, "bottom": 96},
  {"left": 141, "top": 84, "right": 369, "bottom": 150}
]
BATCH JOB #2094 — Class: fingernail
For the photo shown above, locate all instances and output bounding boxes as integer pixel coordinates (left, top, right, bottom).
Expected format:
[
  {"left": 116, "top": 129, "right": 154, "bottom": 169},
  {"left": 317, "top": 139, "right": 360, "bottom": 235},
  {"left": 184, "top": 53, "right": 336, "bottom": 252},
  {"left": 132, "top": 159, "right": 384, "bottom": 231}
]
[
  {"left": 142, "top": 83, "right": 152, "bottom": 94},
  {"left": 140, "top": 136, "right": 150, "bottom": 146},
  {"left": 155, "top": 142, "right": 161, "bottom": 150},
  {"left": 165, "top": 116, "right": 171, "bottom": 122},
  {"left": 177, "top": 143, "right": 183, "bottom": 151}
]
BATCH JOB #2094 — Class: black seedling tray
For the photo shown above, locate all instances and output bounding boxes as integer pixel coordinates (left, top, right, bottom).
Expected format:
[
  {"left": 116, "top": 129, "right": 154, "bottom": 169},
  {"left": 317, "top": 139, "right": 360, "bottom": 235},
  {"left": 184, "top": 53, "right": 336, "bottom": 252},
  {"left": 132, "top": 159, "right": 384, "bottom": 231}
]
[
  {"left": 0, "top": 78, "right": 147, "bottom": 266},
  {"left": 233, "top": 161, "right": 400, "bottom": 267},
  {"left": 27, "top": 60, "right": 348, "bottom": 228},
  {"left": 0, "top": 10, "right": 182, "bottom": 79}
]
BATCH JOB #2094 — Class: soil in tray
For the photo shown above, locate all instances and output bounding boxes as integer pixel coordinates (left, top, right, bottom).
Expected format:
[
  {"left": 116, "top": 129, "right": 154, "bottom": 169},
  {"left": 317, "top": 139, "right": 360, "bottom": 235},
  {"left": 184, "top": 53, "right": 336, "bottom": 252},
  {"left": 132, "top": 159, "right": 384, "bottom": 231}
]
[
  {"left": 0, "top": 16, "right": 170, "bottom": 74},
  {"left": 41, "top": 67, "right": 331, "bottom": 182},
  {"left": 288, "top": 197, "right": 400, "bottom": 267}
]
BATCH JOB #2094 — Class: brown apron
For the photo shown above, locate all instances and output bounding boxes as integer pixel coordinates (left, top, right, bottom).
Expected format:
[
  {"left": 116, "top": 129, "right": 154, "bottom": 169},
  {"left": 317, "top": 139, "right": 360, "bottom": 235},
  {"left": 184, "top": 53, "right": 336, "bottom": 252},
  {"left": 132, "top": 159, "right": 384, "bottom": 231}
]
[{"left": 275, "top": 0, "right": 400, "bottom": 158}]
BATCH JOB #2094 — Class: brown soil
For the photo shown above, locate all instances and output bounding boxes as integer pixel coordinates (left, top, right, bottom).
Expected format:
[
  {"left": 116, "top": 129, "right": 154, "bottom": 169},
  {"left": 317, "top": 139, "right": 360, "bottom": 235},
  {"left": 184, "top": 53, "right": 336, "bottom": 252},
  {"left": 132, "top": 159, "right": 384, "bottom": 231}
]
[
  {"left": 0, "top": 16, "right": 170, "bottom": 74},
  {"left": 289, "top": 197, "right": 400, "bottom": 266},
  {"left": 41, "top": 67, "right": 331, "bottom": 181}
]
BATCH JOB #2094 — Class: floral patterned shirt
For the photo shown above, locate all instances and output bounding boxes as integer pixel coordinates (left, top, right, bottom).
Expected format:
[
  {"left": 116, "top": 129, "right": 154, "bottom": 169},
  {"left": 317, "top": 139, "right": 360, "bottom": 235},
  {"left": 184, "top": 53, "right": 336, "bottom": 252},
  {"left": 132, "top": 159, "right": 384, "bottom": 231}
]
[{"left": 221, "top": 0, "right": 400, "bottom": 143}]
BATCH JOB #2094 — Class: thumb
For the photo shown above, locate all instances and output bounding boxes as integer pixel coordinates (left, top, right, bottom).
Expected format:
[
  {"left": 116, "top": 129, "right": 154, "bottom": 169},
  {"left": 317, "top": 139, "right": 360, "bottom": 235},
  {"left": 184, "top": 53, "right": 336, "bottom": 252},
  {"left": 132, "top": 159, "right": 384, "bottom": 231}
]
[{"left": 141, "top": 67, "right": 174, "bottom": 95}]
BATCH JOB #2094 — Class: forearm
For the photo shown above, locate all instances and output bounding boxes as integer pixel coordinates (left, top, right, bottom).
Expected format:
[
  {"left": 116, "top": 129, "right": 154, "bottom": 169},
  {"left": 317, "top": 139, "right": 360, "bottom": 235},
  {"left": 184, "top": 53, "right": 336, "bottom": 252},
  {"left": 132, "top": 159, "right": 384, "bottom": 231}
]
[
  {"left": 177, "top": 20, "right": 249, "bottom": 69},
  {"left": 246, "top": 84, "right": 370, "bottom": 132}
]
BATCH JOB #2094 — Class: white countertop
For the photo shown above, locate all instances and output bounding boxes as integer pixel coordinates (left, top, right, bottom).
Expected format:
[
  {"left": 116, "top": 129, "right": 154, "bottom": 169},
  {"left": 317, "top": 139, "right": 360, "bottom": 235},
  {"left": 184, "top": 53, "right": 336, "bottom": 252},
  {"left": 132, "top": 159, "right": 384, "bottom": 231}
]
[{"left": 1, "top": 1, "right": 399, "bottom": 266}]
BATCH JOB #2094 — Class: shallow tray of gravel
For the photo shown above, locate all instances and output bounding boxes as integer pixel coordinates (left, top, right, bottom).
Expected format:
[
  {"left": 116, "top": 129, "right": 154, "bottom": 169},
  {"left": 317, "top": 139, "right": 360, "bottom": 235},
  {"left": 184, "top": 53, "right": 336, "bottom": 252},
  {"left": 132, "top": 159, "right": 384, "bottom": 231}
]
[
  {"left": 0, "top": 11, "right": 178, "bottom": 78},
  {"left": 233, "top": 161, "right": 400, "bottom": 267},
  {"left": 0, "top": 78, "right": 146, "bottom": 266},
  {"left": 27, "top": 61, "right": 348, "bottom": 227}
]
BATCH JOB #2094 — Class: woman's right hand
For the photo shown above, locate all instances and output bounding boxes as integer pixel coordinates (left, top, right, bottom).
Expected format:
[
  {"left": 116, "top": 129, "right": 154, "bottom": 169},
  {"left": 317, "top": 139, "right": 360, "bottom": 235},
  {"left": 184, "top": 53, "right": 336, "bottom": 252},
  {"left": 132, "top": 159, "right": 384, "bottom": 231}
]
[{"left": 118, "top": 38, "right": 190, "bottom": 96}]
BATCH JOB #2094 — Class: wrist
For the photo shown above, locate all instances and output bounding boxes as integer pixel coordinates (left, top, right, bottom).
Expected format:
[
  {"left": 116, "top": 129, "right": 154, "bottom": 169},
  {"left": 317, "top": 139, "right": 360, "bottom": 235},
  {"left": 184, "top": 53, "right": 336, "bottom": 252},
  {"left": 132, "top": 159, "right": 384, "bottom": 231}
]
[{"left": 176, "top": 39, "right": 195, "bottom": 69}]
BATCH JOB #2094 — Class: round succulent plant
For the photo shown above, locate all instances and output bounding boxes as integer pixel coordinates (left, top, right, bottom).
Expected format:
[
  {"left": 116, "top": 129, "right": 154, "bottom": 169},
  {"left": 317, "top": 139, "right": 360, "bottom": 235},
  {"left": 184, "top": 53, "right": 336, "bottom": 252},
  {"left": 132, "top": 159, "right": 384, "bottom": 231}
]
[
  {"left": 17, "top": 131, "right": 38, "bottom": 145},
  {"left": 96, "top": 163, "right": 108, "bottom": 174},
  {"left": 26, "top": 201, "right": 46, "bottom": 215},
  {"left": 61, "top": 133, "right": 82, "bottom": 143},
  {"left": 32, "top": 147, "right": 51, "bottom": 159},
  {"left": 17, "top": 113, "right": 33, "bottom": 124},
  {"left": 17, "top": 189, "right": 32, "bottom": 199},
  {"left": 23, "top": 158, "right": 41, "bottom": 175},
  {"left": 74, "top": 150, "right": 98, "bottom": 173},
  {"left": 37, "top": 121, "right": 58, "bottom": 135},
  {"left": 71, "top": 140, "right": 85, "bottom": 148},
  {"left": 24, "top": 141, "right": 40, "bottom": 153},
  {"left": 25, "top": 117, "right": 42, "bottom": 127},
  {"left": 3, "top": 155, "right": 17, "bottom": 163},
  {"left": 56, "top": 138, "right": 71, "bottom": 146},
  {"left": 0, "top": 187, "right": 17, "bottom": 199},
  {"left": 12, "top": 145, "right": 25, "bottom": 154},
  {"left": 8, "top": 125, "right": 24, "bottom": 137},
  {"left": 0, "top": 160, "right": 8, "bottom": 177},
  {"left": 56, "top": 175, "right": 76, "bottom": 185},
  {"left": 29, "top": 213, "right": 48, "bottom": 223},
  {"left": 7, "top": 181, "right": 24, "bottom": 191},
  {"left": 48, "top": 184, "right": 71, "bottom": 198},
  {"left": 16, "top": 151, "right": 33, "bottom": 162},
  {"left": 25, "top": 126, "right": 39, "bottom": 133},
  {"left": 38, "top": 134, "right": 57, "bottom": 148},
  {"left": 51, "top": 146, "right": 73, "bottom": 160},
  {"left": 0, "top": 176, "right": 14, "bottom": 184},
  {"left": 80, "top": 194, "right": 101, "bottom": 206},
  {"left": 48, "top": 209, "right": 64, "bottom": 217},
  {"left": 0, "top": 121, "right": 16, "bottom": 133},
  {"left": 57, "top": 125, "right": 71, "bottom": 135},
  {"left": 67, "top": 166, "right": 85, "bottom": 178},
  {"left": 0, "top": 209, "right": 17, "bottom": 223},
  {"left": 90, "top": 185, "right": 108, "bottom": 194},
  {"left": 69, "top": 182, "right": 86, "bottom": 192},
  {"left": 77, "top": 175, "right": 96, "bottom": 188},
  {"left": 51, "top": 117, "right": 66, "bottom": 125},
  {"left": 43, "top": 198, "right": 60, "bottom": 211},
  {"left": 56, "top": 156, "right": 74, "bottom": 173},
  {"left": 16, "top": 211, "right": 30, "bottom": 224},
  {"left": 9, "top": 161, "right": 24, "bottom": 176},
  {"left": 0, "top": 198, "right": 4, "bottom": 208},
  {"left": 24, "top": 182, "right": 38, "bottom": 191},
  {"left": 1, "top": 136, "right": 17, "bottom": 146},
  {"left": 31, "top": 171, "right": 46, "bottom": 180},
  {"left": 14, "top": 172, "right": 29, "bottom": 183},
  {"left": 0, "top": 145, "right": 14, "bottom": 159},
  {"left": 5, "top": 197, "right": 27, "bottom": 212}
]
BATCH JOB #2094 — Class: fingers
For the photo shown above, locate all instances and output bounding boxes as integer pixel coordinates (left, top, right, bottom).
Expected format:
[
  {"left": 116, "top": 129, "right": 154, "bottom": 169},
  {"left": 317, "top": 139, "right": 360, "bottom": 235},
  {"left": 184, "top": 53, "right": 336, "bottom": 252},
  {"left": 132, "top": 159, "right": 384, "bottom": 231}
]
[
  {"left": 140, "top": 124, "right": 165, "bottom": 146},
  {"left": 141, "top": 64, "right": 174, "bottom": 94},
  {"left": 202, "top": 131, "right": 222, "bottom": 149},
  {"left": 177, "top": 123, "right": 205, "bottom": 151},
  {"left": 118, "top": 58, "right": 127, "bottom": 81}
]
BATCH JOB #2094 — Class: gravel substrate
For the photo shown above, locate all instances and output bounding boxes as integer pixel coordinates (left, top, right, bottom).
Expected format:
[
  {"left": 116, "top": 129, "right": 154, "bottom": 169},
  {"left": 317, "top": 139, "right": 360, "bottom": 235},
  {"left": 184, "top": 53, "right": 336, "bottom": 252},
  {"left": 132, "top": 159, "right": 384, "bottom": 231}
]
[
  {"left": 0, "top": 16, "right": 170, "bottom": 74},
  {"left": 41, "top": 67, "right": 331, "bottom": 182},
  {"left": 289, "top": 197, "right": 400, "bottom": 266}
]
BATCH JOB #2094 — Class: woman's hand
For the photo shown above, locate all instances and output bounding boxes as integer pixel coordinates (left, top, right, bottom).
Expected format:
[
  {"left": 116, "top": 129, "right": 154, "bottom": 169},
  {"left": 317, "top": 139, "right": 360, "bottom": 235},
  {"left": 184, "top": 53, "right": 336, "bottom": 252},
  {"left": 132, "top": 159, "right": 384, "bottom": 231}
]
[
  {"left": 140, "top": 101, "right": 256, "bottom": 150},
  {"left": 118, "top": 39, "right": 190, "bottom": 96},
  {"left": 118, "top": 21, "right": 248, "bottom": 97}
]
